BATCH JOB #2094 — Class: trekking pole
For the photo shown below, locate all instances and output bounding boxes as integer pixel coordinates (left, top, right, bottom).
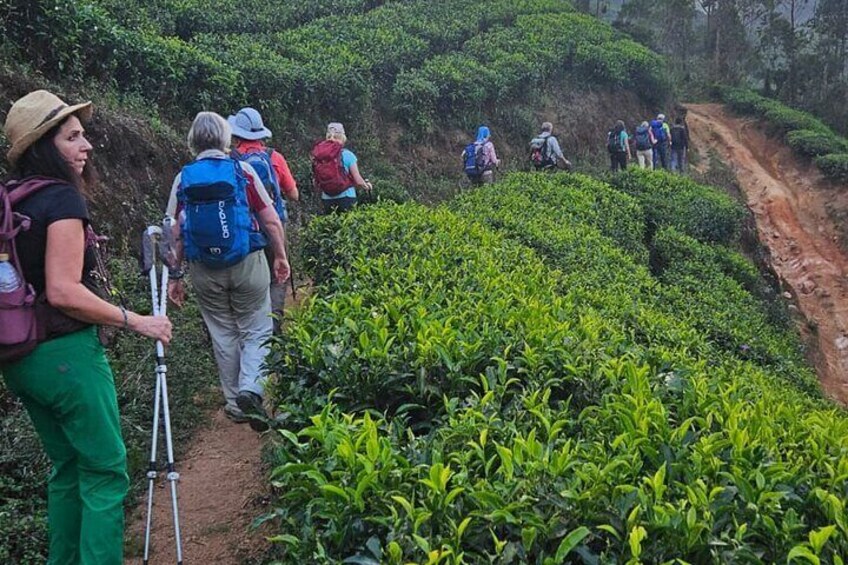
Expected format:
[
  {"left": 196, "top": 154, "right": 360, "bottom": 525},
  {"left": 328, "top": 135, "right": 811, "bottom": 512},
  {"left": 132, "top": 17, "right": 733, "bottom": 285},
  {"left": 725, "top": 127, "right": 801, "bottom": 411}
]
[
  {"left": 288, "top": 242, "right": 296, "bottom": 300},
  {"left": 141, "top": 223, "right": 184, "bottom": 565}
]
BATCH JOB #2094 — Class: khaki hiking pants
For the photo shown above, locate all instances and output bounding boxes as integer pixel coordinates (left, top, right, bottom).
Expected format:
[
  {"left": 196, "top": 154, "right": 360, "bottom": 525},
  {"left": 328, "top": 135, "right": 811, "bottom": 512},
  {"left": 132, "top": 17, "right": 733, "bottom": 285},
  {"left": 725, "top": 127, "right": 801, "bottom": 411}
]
[{"left": 190, "top": 250, "right": 273, "bottom": 409}]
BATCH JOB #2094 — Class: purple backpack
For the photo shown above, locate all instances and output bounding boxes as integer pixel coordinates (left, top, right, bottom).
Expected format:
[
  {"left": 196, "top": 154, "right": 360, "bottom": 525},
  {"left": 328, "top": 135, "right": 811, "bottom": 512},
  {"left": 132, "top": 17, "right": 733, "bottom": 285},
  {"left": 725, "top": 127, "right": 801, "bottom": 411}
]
[{"left": 0, "top": 177, "right": 59, "bottom": 362}]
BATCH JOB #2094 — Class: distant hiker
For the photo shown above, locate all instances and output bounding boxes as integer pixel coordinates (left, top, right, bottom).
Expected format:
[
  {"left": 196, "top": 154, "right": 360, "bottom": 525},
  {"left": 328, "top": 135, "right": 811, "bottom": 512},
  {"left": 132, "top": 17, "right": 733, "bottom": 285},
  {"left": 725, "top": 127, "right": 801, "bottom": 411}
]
[
  {"left": 651, "top": 114, "right": 670, "bottom": 169},
  {"left": 633, "top": 121, "right": 655, "bottom": 170},
  {"left": 1, "top": 90, "right": 172, "bottom": 565},
  {"left": 529, "top": 121, "right": 572, "bottom": 171},
  {"left": 462, "top": 125, "right": 500, "bottom": 185},
  {"left": 228, "top": 107, "right": 298, "bottom": 327},
  {"left": 311, "top": 122, "right": 372, "bottom": 214},
  {"left": 607, "top": 120, "right": 631, "bottom": 172},
  {"left": 670, "top": 116, "right": 689, "bottom": 173},
  {"left": 166, "top": 112, "right": 290, "bottom": 431}
]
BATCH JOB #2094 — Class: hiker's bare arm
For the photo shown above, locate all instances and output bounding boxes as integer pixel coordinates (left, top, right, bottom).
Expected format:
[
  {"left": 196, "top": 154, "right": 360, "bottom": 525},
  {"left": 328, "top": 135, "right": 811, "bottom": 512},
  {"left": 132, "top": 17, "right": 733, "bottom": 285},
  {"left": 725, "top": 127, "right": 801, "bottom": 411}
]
[
  {"left": 45, "top": 219, "right": 171, "bottom": 344},
  {"left": 273, "top": 157, "right": 299, "bottom": 201},
  {"left": 168, "top": 218, "right": 185, "bottom": 267},
  {"left": 349, "top": 162, "right": 372, "bottom": 191},
  {"left": 257, "top": 207, "right": 286, "bottom": 260},
  {"left": 257, "top": 207, "right": 290, "bottom": 282},
  {"left": 166, "top": 220, "right": 186, "bottom": 308}
]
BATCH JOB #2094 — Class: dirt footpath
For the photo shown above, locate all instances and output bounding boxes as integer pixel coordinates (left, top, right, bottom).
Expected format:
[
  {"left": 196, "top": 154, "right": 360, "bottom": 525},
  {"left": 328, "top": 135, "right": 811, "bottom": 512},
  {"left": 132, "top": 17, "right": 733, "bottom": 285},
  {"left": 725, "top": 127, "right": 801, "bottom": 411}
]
[
  {"left": 124, "top": 409, "right": 268, "bottom": 564},
  {"left": 687, "top": 103, "right": 848, "bottom": 404}
]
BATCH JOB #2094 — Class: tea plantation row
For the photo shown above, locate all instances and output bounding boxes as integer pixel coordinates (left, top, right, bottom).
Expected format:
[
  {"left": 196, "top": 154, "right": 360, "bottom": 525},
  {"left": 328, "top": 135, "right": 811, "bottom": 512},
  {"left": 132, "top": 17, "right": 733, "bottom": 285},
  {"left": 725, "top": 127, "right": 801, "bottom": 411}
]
[
  {"left": 719, "top": 87, "right": 848, "bottom": 184},
  {"left": 262, "top": 172, "right": 844, "bottom": 563}
]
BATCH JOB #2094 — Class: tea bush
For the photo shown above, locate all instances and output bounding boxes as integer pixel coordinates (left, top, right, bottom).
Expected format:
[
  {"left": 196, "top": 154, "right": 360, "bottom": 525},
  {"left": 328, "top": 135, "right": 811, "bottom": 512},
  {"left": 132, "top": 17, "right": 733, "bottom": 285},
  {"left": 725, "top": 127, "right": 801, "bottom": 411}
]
[
  {"left": 265, "top": 178, "right": 848, "bottom": 563},
  {"left": 719, "top": 86, "right": 848, "bottom": 184},
  {"left": 393, "top": 12, "right": 666, "bottom": 130},
  {"left": 650, "top": 227, "right": 816, "bottom": 394},
  {"left": 606, "top": 169, "right": 745, "bottom": 245},
  {"left": 4, "top": 0, "right": 601, "bottom": 134},
  {"left": 787, "top": 129, "right": 848, "bottom": 157},
  {"left": 816, "top": 154, "right": 848, "bottom": 184},
  {"left": 453, "top": 174, "right": 812, "bottom": 388},
  {"left": 269, "top": 203, "right": 621, "bottom": 417}
]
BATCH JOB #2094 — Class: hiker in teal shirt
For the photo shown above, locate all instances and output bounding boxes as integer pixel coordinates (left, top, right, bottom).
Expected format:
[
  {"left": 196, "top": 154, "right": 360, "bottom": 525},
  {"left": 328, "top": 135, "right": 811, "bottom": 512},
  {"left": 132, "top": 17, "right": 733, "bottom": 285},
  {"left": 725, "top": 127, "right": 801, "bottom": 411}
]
[
  {"left": 315, "top": 122, "right": 372, "bottom": 214},
  {"left": 609, "top": 119, "right": 631, "bottom": 172}
]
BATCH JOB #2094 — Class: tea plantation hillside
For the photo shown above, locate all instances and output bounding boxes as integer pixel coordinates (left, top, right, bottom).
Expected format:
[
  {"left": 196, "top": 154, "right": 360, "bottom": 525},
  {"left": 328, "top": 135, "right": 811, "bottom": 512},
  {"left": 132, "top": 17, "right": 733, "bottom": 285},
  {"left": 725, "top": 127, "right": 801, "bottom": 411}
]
[
  {"left": 263, "top": 172, "right": 846, "bottom": 563},
  {"left": 2, "top": 1, "right": 842, "bottom": 564},
  {"left": 2, "top": 0, "right": 667, "bottom": 205}
]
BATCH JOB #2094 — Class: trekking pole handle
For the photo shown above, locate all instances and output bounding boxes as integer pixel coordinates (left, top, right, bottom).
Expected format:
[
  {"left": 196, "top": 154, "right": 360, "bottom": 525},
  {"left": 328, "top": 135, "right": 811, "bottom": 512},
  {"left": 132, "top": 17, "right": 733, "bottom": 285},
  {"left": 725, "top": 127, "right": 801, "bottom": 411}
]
[
  {"left": 141, "top": 226, "right": 162, "bottom": 275},
  {"left": 161, "top": 216, "right": 178, "bottom": 270}
]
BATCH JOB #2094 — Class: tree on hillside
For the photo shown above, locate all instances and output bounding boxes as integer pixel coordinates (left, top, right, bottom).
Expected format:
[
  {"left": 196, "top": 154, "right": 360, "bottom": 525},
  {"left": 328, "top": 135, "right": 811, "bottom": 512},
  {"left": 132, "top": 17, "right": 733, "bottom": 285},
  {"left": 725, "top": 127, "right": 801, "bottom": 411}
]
[
  {"left": 616, "top": 0, "right": 697, "bottom": 76},
  {"left": 701, "top": 0, "right": 755, "bottom": 82},
  {"left": 810, "top": 0, "right": 848, "bottom": 131}
]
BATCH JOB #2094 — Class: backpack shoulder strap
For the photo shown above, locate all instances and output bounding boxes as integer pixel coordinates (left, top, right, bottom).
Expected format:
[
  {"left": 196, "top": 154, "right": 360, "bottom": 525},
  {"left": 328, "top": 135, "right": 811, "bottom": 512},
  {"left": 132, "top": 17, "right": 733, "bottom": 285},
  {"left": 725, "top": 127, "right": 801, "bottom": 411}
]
[{"left": 7, "top": 177, "right": 61, "bottom": 207}]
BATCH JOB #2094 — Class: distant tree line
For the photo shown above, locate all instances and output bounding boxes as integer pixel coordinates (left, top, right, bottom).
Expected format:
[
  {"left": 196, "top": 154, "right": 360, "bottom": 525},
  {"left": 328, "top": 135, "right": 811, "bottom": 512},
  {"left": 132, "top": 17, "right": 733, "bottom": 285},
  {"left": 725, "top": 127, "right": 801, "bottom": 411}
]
[{"left": 583, "top": 0, "right": 848, "bottom": 134}]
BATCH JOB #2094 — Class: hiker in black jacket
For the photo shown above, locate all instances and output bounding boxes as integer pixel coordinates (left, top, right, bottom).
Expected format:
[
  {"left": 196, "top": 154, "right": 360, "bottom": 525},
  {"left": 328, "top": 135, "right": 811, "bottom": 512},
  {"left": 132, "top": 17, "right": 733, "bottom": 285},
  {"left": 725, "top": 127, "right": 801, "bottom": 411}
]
[{"left": 670, "top": 116, "right": 689, "bottom": 173}]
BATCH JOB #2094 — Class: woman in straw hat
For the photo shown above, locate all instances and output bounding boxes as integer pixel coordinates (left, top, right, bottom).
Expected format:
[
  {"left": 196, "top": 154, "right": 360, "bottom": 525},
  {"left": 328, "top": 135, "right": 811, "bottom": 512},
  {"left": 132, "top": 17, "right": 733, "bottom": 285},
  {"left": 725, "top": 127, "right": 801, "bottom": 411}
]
[{"left": 1, "top": 90, "right": 172, "bottom": 564}]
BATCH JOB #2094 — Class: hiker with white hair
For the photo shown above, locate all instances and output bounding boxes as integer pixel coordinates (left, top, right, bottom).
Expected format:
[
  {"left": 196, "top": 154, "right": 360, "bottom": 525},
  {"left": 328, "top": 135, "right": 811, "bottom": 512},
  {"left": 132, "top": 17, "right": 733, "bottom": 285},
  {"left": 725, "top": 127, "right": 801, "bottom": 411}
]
[
  {"left": 165, "top": 111, "right": 290, "bottom": 431},
  {"left": 529, "top": 121, "right": 572, "bottom": 171},
  {"left": 633, "top": 121, "right": 655, "bottom": 170},
  {"left": 650, "top": 113, "right": 670, "bottom": 169}
]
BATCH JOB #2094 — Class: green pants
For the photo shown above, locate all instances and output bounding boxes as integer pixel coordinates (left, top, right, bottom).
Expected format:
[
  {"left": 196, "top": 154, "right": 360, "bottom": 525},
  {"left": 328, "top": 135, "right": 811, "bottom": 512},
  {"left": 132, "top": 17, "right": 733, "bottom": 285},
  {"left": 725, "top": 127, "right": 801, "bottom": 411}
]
[{"left": 2, "top": 327, "right": 128, "bottom": 565}]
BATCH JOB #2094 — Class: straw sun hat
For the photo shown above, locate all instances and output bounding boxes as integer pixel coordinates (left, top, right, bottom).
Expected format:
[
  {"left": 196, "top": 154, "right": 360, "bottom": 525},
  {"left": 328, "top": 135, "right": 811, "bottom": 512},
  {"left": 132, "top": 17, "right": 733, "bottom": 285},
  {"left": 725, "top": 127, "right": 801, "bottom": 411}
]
[{"left": 4, "top": 90, "right": 92, "bottom": 166}]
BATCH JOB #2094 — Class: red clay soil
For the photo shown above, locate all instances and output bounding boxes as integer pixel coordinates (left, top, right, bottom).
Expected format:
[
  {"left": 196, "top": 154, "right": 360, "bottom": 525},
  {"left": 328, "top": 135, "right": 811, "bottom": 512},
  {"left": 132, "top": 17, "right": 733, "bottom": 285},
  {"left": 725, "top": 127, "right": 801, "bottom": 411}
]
[{"left": 686, "top": 103, "right": 848, "bottom": 404}]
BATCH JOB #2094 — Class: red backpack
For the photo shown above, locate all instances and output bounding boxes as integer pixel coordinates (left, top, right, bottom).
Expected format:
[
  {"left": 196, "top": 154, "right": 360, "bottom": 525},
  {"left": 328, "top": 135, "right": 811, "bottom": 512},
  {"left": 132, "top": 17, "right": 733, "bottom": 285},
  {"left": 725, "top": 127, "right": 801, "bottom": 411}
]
[
  {"left": 311, "top": 140, "right": 353, "bottom": 196},
  {"left": 0, "top": 177, "right": 57, "bottom": 362}
]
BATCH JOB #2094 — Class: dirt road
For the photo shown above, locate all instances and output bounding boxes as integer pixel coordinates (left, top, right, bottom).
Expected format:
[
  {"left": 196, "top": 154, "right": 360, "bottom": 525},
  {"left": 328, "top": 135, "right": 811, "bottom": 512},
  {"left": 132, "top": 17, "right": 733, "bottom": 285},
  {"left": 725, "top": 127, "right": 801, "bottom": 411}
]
[{"left": 686, "top": 103, "right": 848, "bottom": 404}]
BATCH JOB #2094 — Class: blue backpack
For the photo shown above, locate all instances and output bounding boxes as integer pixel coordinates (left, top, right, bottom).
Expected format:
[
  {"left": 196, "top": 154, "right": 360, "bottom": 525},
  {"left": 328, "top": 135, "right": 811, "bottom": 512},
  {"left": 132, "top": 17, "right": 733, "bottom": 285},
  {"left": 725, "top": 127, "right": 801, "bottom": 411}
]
[
  {"left": 463, "top": 142, "right": 486, "bottom": 177},
  {"left": 651, "top": 120, "right": 667, "bottom": 143},
  {"left": 178, "top": 158, "right": 253, "bottom": 269},
  {"left": 232, "top": 148, "right": 287, "bottom": 223}
]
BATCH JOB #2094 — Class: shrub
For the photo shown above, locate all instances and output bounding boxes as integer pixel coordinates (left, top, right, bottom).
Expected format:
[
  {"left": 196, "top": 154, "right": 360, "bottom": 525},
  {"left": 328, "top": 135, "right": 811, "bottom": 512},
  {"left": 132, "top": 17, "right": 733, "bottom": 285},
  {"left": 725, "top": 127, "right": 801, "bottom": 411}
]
[
  {"left": 265, "top": 179, "right": 846, "bottom": 563},
  {"left": 761, "top": 103, "right": 830, "bottom": 134},
  {"left": 270, "top": 203, "right": 618, "bottom": 417},
  {"left": 719, "top": 87, "right": 848, "bottom": 182},
  {"left": 815, "top": 153, "right": 848, "bottom": 184},
  {"left": 607, "top": 169, "right": 745, "bottom": 244},
  {"left": 454, "top": 174, "right": 811, "bottom": 386},
  {"left": 651, "top": 227, "right": 815, "bottom": 392},
  {"left": 787, "top": 129, "right": 848, "bottom": 157}
]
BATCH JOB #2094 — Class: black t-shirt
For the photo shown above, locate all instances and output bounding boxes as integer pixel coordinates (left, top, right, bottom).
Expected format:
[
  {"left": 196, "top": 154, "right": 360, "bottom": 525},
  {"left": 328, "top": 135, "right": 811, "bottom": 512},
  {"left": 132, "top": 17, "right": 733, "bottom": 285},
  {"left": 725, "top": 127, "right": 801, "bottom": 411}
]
[{"left": 13, "top": 182, "right": 99, "bottom": 297}]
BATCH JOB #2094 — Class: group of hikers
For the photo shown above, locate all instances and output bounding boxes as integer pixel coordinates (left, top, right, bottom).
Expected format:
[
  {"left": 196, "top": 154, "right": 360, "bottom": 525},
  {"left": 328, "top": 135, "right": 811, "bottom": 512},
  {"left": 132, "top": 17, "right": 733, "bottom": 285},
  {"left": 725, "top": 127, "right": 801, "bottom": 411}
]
[
  {"left": 607, "top": 113, "right": 690, "bottom": 173},
  {"left": 462, "top": 121, "right": 573, "bottom": 184},
  {"left": 0, "top": 89, "right": 379, "bottom": 563},
  {"left": 461, "top": 114, "right": 690, "bottom": 185}
]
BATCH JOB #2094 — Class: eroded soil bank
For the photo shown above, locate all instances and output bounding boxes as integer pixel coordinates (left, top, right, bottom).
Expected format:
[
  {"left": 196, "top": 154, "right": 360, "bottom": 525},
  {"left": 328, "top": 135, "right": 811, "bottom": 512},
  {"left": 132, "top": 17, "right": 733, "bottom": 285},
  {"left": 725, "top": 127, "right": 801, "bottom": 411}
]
[{"left": 687, "top": 103, "right": 848, "bottom": 404}]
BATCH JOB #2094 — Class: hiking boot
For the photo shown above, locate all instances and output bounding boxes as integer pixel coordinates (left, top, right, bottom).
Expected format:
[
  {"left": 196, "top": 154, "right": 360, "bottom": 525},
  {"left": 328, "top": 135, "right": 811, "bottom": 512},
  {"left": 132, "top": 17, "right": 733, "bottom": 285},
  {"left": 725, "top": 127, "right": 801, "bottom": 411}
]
[
  {"left": 236, "top": 391, "right": 269, "bottom": 432},
  {"left": 224, "top": 404, "right": 249, "bottom": 424}
]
